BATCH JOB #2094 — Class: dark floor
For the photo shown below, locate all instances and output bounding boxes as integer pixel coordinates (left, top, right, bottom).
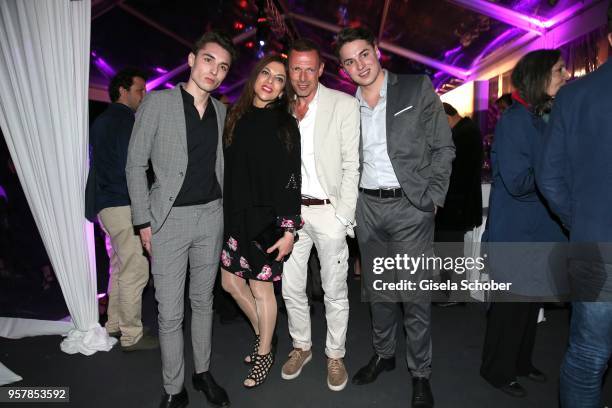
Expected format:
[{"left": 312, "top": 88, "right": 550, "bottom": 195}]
[{"left": 1, "top": 275, "right": 611, "bottom": 408}]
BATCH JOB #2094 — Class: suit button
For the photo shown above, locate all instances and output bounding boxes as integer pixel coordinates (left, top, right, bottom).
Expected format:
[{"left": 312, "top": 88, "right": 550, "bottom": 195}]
[
  {"left": 169, "top": 196, "right": 174, "bottom": 201},
  {"left": 179, "top": 172, "right": 184, "bottom": 177}
]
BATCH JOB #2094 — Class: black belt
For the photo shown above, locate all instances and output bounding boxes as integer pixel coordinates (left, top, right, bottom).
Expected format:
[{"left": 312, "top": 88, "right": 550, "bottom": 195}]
[
  {"left": 302, "top": 198, "right": 331, "bottom": 206},
  {"left": 359, "top": 187, "right": 404, "bottom": 198}
]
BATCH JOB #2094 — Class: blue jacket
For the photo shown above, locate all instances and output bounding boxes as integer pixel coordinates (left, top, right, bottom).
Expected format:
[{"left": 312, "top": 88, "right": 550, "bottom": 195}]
[
  {"left": 488, "top": 103, "right": 566, "bottom": 243},
  {"left": 537, "top": 61, "right": 612, "bottom": 244},
  {"left": 486, "top": 102, "right": 568, "bottom": 297}
]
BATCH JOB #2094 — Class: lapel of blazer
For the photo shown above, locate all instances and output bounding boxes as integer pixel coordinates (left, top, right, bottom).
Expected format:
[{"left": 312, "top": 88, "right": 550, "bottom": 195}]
[
  {"left": 171, "top": 84, "right": 188, "bottom": 154},
  {"left": 210, "top": 96, "right": 225, "bottom": 189},
  {"left": 313, "top": 84, "right": 332, "bottom": 166},
  {"left": 210, "top": 97, "right": 224, "bottom": 143},
  {"left": 385, "top": 71, "right": 401, "bottom": 152}
]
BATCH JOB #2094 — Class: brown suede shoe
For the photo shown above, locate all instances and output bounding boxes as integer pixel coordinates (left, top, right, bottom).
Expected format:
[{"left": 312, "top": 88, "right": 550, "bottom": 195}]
[
  {"left": 327, "top": 358, "right": 348, "bottom": 391},
  {"left": 281, "top": 348, "right": 312, "bottom": 380}
]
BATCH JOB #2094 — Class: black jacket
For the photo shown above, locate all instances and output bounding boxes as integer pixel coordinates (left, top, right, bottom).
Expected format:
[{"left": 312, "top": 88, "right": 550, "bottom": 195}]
[{"left": 436, "top": 116, "right": 483, "bottom": 230}]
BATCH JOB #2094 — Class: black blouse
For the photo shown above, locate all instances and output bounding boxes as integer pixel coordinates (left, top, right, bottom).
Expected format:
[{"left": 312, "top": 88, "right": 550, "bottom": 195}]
[{"left": 223, "top": 105, "right": 302, "bottom": 242}]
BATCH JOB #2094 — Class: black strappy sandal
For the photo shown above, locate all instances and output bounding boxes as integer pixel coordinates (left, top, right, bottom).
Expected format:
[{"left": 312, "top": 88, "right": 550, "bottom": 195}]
[
  {"left": 244, "top": 352, "right": 274, "bottom": 388},
  {"left": 245, "top": 333, "right": 278, "bottom": 365},
  {"left": 244, "top": 334, "right": 260, "bottom": 364}
]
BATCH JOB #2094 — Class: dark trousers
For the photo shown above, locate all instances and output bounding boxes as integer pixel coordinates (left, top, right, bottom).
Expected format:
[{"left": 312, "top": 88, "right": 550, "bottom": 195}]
[
  {"left": 356, "top": 192, "right": 434, "bottom": 378},
  {"left": 480, "top": 301, "right": 540, "bottom": 387},
  {"left": 434, "top": 228, "right": 468, "bottom": 301}
]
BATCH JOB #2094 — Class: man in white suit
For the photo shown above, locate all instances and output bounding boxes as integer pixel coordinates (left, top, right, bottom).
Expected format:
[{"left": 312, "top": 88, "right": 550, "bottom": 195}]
[{"left": 280, "top": 38, "right": 360, "bottom": 392}]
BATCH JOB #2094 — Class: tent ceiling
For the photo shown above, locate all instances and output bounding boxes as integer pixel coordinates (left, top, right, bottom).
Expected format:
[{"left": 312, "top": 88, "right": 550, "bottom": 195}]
[{"left": 89, "top": 0, "right": 588, "bottom": 100}]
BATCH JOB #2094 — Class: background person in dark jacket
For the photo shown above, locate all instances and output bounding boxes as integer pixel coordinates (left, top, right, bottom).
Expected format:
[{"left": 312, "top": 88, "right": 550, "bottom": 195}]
[
  {"left": 434, "top": 103, "right": 483, "bottom": 306},
  {"left": 480, "top": 49, "right": 570, "bottom": 398},
  {"left": 86, "top": 68, "right": 158, "bottom": 351},
  {"left": 537, "top": 14, "right": 612, "bottom": 406}
]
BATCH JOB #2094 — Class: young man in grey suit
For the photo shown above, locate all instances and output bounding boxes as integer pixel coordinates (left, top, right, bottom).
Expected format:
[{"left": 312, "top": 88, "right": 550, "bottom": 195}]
[
  {"left": 336, "top": 27, "right": 455, "bottom": 408},
  {"left": 126, "top": 31, "right": 236, "bottom": 408}
]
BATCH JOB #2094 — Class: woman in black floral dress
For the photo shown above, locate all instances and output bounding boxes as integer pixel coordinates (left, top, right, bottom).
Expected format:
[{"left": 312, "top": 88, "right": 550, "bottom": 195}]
[{"left": 221, "top": 54, "right": 301, "bottom": 388}]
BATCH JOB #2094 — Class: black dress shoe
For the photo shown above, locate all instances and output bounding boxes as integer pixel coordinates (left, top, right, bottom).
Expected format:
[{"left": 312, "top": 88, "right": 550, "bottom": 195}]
[
  {"left": 159, "top": 388, "right": 188, "bottom": 408},
  {"left": 192, "top": 371, "right": 230, "bottom": 407},
  {"left": 412, "top": 377, "right": 434, "bottom": 408},
  {"left": 352, "top": 354, "right": 395, "bottom": 385},
  {"left": 521, "top": 367, "right": 547, "bottom": 383},
  {"left": 499, "top": 381, "right": 526, "bottom": 398}
]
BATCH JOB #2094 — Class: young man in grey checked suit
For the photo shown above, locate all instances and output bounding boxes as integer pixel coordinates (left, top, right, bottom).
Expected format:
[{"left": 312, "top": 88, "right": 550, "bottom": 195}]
[
  {"left": 336, "top": 27, "right": 455, "bottom": 408},
  {"left": 126, "top": 31, "right": 236, "bottom": 408}
]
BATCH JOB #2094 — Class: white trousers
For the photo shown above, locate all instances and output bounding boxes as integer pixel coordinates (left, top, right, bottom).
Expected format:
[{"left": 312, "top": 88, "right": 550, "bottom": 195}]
[{"left": 282, "top": 204, "right": 349, "bottom": 359}]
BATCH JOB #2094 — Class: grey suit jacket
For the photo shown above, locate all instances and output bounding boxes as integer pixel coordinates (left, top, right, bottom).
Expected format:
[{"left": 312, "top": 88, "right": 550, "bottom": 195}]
[
  {"left": 126, "top": 84, "right": 226, "bottom": 233},
  {"left": 361, "top": 71, "right": 454, "bottom": 211}
]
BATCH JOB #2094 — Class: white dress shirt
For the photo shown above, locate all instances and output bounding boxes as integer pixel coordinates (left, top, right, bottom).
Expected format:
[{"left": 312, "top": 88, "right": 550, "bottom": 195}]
[
  {"left": 298, "top": 85, "right": 328, "bottom": 200},
  {"left": 355, "top": 70, "right": 401, "bottom": 189}
]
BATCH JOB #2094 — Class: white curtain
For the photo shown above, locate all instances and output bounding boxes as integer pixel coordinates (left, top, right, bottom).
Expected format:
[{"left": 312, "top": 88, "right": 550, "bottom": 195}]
[
  {"left": 0, "top": 362, "right": 21, "bottom": 386},
  {"left": 0, "top": 0, "right": 115, "bottom": 355}
]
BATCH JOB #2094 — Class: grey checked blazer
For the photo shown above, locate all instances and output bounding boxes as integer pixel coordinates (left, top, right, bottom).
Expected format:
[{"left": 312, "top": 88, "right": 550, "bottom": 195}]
[{"left": 126, "top": 84, "right": 226, "bottom": 233}]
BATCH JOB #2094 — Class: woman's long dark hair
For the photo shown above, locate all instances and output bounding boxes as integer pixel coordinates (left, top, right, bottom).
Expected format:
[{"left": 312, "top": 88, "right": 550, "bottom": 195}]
[
  {"left": 511, "top": 49, "right": 562, "bottom": 116},
  {"left": 224, "top": 54, "right": 296, "bottom": 150}
]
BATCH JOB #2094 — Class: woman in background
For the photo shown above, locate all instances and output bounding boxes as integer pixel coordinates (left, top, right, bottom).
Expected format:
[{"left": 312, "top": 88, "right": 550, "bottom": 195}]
[{"left": 480, "top": 49, "right": 570, "bottom": 398}]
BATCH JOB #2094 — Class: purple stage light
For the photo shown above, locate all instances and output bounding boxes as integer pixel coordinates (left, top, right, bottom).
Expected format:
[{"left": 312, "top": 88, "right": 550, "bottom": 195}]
[
  {"left": 448, "top": 0, "right": 589, "bottom": 36},
  {"left": 155, "top": 67, "right": 168, "bottom": 74},
  {"left": 146, "top": 63, "right": 189, "bottom": 91},
  {"left": 164, "top": 82, "right": 174, "bottom": 89},
  {"left": 443, "top": 45, "right": 462, "bottom": 59},
  {"left": 93, "top": 56, "right": 116, "bottom": 77},
  {"left": 380, "top": 40, "right": 471, "bottom": 79},
  {"left": 543, "top": 2, "right": 586, "bottom": 28},
  {"left": 471, "top": 28, "right": 518, "bottom": 68},
  {"left": 448, "top": 0, "right": 546, "bottom": 33},
  {"left": 466, "top": 1, "right": 589, "bottom": 76}
]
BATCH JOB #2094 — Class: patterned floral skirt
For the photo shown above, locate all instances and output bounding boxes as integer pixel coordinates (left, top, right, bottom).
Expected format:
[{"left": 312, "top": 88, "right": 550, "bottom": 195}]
[{"left": 220, "top": 235, "right": 283, "bottom": 282}]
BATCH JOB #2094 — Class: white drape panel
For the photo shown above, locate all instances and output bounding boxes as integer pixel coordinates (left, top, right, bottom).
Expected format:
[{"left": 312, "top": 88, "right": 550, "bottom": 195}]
[
  {"left": 0, "top": 362, "right": 21, "bottom": 386},
  {"left": 0, "top": 317, "right": 73, "bottom": 339},
  {"left": 0, "top": 0, "right": 114, "bottom": 354}
]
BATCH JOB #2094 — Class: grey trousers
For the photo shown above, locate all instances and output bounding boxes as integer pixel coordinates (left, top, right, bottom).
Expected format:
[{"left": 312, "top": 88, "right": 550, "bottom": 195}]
[
  {"left": 151, "top": 200, "right": 223, "bottom": 394},
  {"left": 356, "top": 192, "right": 433, "bottom": 378}
]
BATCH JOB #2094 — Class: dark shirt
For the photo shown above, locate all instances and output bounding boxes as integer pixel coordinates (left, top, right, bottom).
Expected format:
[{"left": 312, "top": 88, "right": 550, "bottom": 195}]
[
  {"left": 91, "top": 103, "right": 135, "bottom": 213},
  {"left": 174, "top": 86, "right": 221, "bottom": 206}
]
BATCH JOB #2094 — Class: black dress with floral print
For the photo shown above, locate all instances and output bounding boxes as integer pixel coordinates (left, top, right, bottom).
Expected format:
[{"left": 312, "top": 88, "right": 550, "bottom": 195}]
[{"left": 221, "top": 105, "right": 302, "bottom": 282}]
